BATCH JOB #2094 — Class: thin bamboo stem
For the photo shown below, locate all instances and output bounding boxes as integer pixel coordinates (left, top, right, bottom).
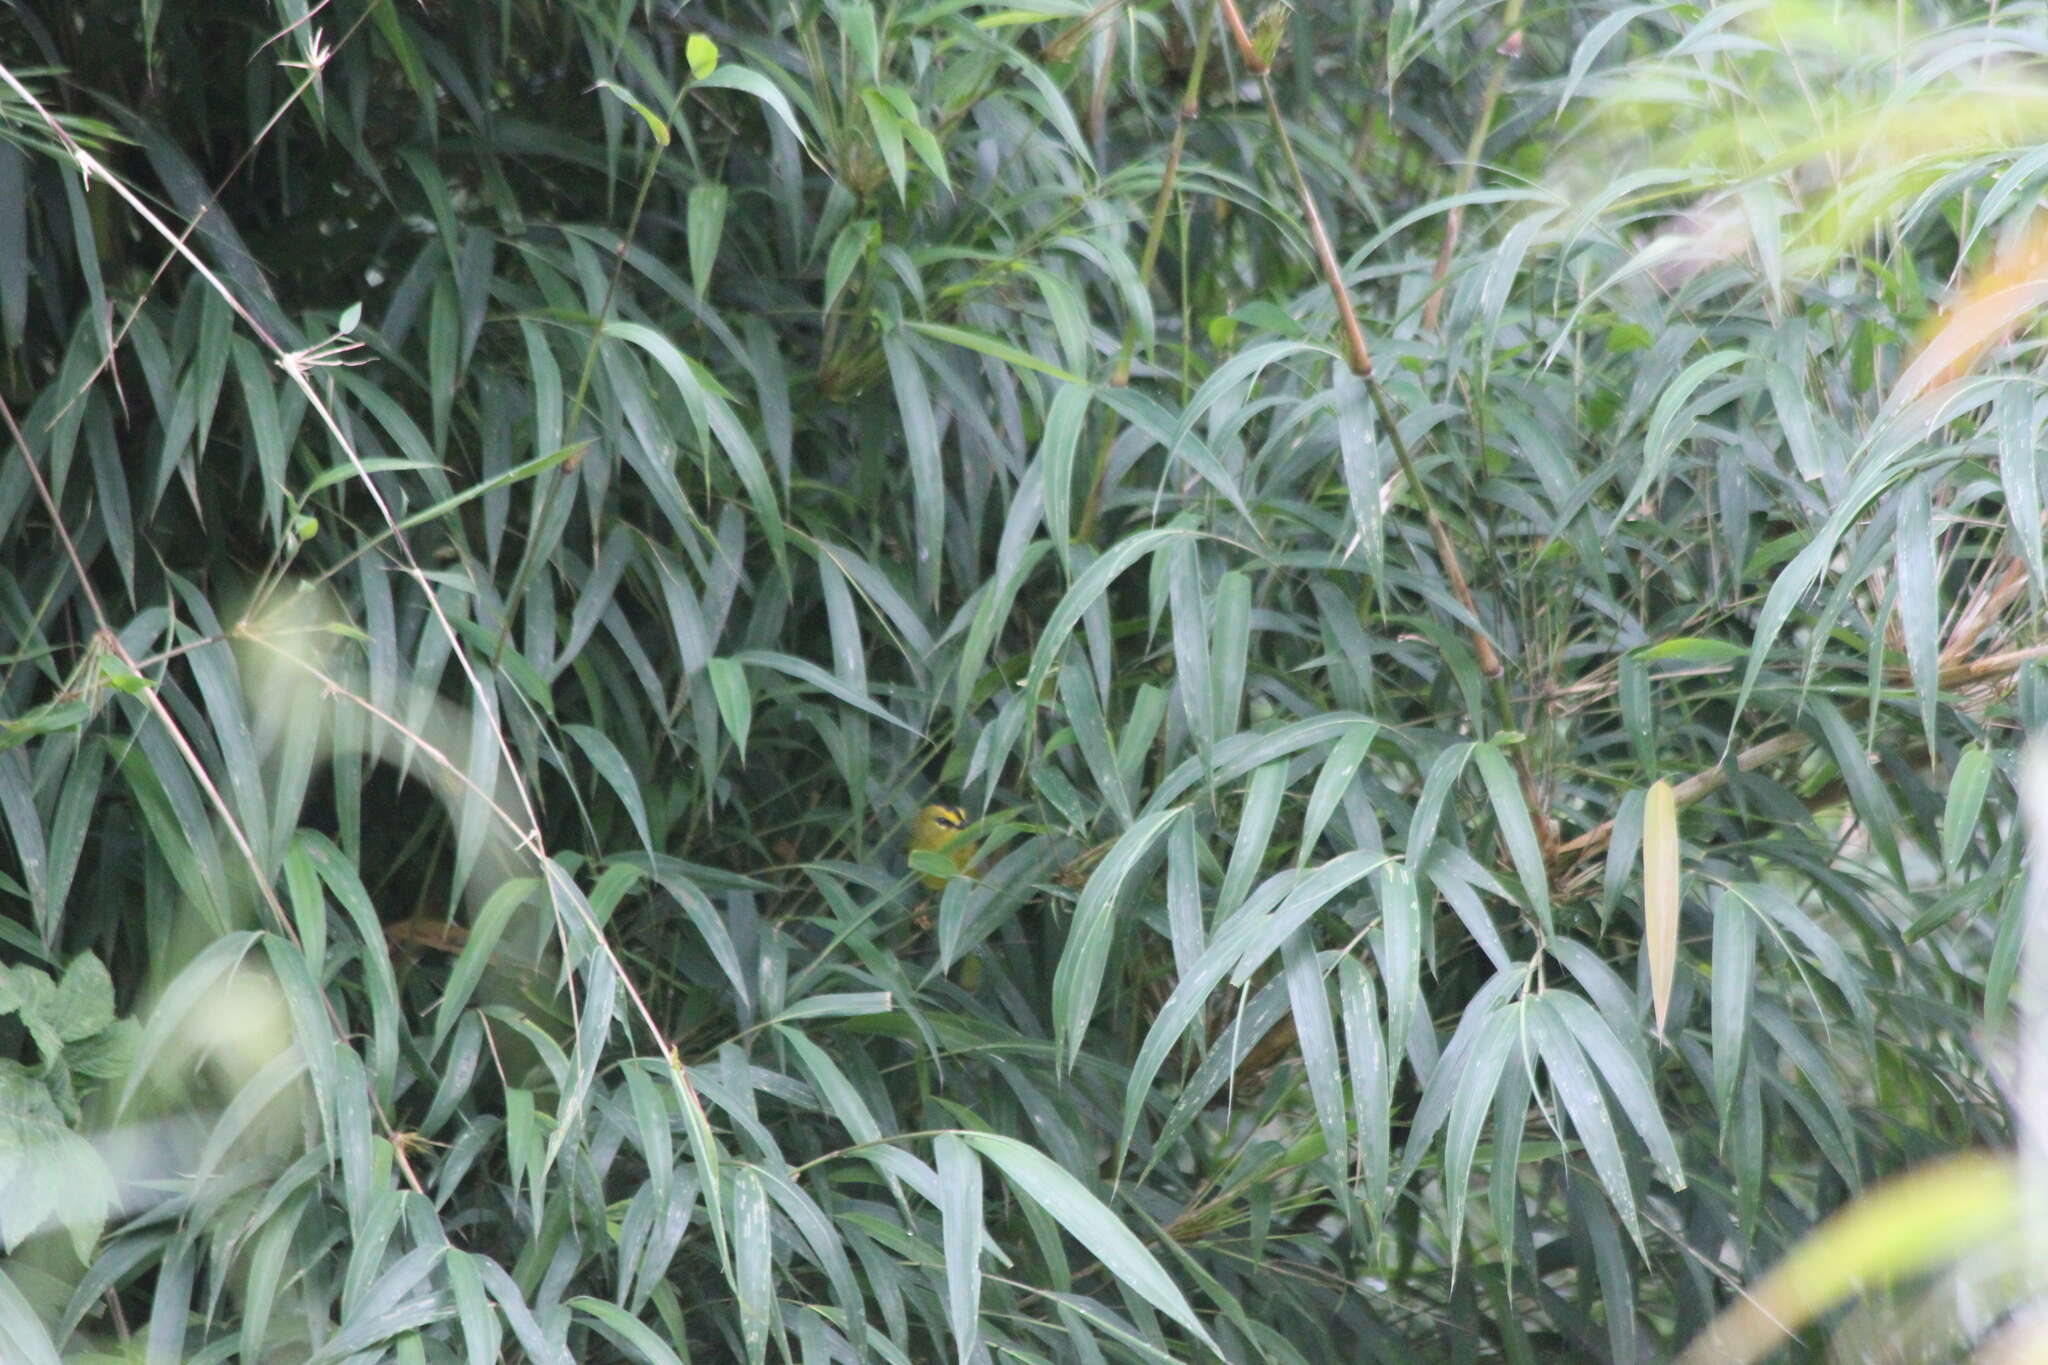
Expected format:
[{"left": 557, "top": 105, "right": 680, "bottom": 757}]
[{"left": 1422, "top": 5, "right": 1524, "bottom": 333}]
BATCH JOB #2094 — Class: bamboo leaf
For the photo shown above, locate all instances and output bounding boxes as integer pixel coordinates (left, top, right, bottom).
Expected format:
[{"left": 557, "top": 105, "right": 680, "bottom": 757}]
[
  {"left": 963, "top": 1133, "right": 1217, "bottom": 1352},
  {"left": 1474, "top": 741, "right": 1553, "bottom": 938},
  {"left": 1642, "top": 777, "right": 1680, "bottom": 1041},
  {"left": 1053, "top": 806, "right": 1182, "bottom": 1071},
  {"left": 1941, "top": 744, "right": 1994, "bottom": 875},
  {"left": 936, "top": 1134, "right": 984, "bottom": 1364}
]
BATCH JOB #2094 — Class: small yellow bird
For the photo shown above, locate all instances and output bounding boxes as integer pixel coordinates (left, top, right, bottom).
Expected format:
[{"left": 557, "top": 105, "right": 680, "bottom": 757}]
[{"left": 909, "top": 803, "right": 978, "bottom": 889}]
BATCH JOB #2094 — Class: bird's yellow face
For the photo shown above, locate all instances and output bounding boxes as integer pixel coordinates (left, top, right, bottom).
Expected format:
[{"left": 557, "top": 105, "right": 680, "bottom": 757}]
[{"left": 909, "top": 804, "right": 976, "bottom": 889}]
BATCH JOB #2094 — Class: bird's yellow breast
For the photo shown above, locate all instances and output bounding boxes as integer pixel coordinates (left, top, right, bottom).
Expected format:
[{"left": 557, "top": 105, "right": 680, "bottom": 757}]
[{"left": 910, "top": 804, "right": 976, "bottom": 888}]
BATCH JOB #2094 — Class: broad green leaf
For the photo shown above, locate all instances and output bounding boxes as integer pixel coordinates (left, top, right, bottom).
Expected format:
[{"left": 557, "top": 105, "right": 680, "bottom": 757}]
[
  {"left": 686, "top": 33, "right": 719, "bottom": 79},
  {"left": 963, "top": 1133, "right": 1218, "bottom": 1352},
  {"left": 705, "top": 658, "right": 753, "bottom": 763},
  {"left": 1941, "top": 744, "right": 1994, "bottom": 875}
]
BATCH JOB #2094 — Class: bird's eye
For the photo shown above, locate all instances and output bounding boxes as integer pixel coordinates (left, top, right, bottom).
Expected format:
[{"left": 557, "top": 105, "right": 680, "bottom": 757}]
[{"left": 935, "top": 808, "right": 965, "bottom": 829}]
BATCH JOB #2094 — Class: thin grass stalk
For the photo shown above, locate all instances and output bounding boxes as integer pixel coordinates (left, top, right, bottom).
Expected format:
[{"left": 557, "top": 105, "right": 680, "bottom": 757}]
[{"left": 1077, "top": 14, "right": 1214, "bottom": 543}]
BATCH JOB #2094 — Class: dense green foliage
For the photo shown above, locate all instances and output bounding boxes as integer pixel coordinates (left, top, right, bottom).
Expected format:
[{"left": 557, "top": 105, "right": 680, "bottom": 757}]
[{"left": 1, "top": 0, "right": 2043, "bottom": 1359}]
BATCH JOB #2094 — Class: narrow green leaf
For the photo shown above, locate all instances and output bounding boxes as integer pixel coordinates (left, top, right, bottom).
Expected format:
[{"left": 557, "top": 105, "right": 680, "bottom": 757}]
[
  {"left": 1217, "top": 761, "right": 1285, "bottom": 918},
  {"left": 1547, "top": 992, "right": 1684, "bottom": 1188},
  {"left": 732, "top": 650, "right": 915, "bottom": 732},
  {"left": 1036, "top": 382, "right": 1090, "bottom": 573},
  {"left": 1208, "top": 570, "right": 1251, "bottom": 738},
  {"left": 1711, "top": 889, "right": 1756, "bottom": 1120},
  {"left": 1473, "top": 741, "right": 1552, "bottom": 938},
  {"left": 593, "top": 80, "right": 670, "bottom": 144},
  {"left": 1054, "top": 807, "right": 1182, "bottom": 1071},
  {"left": 1338, "top": 955, "right": 1390, "bottom": 1220},
  {"left": 905, "top": 320, "right": 1085, "bottom": 384},
  {"left": 1439, "top": 1006, "right": 1521, "bottom": 1267},
  {"left": 1619, "top": 349, "right": 1749, "bottom": 519},
  {"left": 571, "top": 1298, "right": 687, "bottom": 1365},
  {"left": 775, "top": 1027, "right": 882, "bottom": 1146},
  {"left": 1058, "top": 643, "right": 1128, "bottom": 823},
  {"left": 935, "top": 1134, "right": 983, "bottom": 1365},
  {"left": 1529, "top": 1003, "right": 1643, "bottom": 1252},
  {"left": 2000, "top": 390, "right": 2045, "bottom": 604},
  {"left": 564, "top": 724, "right": 652, "bottom": 854},
  {"left": 1282, "top": 933, "right": 1347, "bottom": 1182},
  {"left": 1895, "top": 474, "right": 1940, "bottom": 756},
  {"left": 1378, "top": 863, "right": 1421, "bottom": 1071},
  {"left": 732, "top": 1168, "right": 773, "bottom": 1365},
  {"left": 988, "top": 527, "right": 1194, "bottom": 796},
  {"left": 0, "top": 1265, "right": 63, "bottom": 1365},
  {"left": 692, "top": 65, "right": 810, "bottom": 146},
  {"left": 686, "top": 183, "right": 728, "bottom": 301},
  {"left": 433, "top": 878, "right": 539, "bottom": 1054},
  {"left": 881, "top": 329, "right": 945, "bottom": 605},
  {"left": 772, "top": 991, "right": 892, "bottom": 1023}
]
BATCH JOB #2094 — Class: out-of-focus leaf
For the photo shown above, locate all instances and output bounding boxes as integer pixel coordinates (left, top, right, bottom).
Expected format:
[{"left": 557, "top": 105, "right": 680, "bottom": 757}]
[{"left": 1677, "top": 1154, "right": 2016, "bottom": 1365}]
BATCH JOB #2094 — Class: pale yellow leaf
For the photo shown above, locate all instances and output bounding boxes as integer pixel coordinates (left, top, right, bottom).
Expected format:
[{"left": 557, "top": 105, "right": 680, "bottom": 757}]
[{"left": 1643, "top": 778, "right": 1680, "bottom": 1042}]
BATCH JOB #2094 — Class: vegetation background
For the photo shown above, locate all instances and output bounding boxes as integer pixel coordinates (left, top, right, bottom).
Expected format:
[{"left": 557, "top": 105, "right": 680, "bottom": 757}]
[{"left": 2, "top": 0, "right": 2045, "bottom": 1359}]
